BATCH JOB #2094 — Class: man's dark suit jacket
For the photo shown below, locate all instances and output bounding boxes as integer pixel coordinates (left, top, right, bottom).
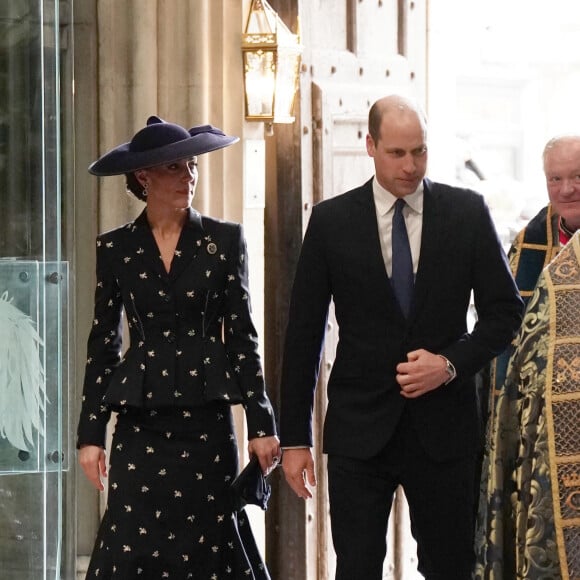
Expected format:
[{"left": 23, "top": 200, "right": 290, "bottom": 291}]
[
  {"left": 77, "top": 207, "right": 276, "bottom": 449},
  {"left": 280, "top": 178, "right": 524, "bottom": 462}
]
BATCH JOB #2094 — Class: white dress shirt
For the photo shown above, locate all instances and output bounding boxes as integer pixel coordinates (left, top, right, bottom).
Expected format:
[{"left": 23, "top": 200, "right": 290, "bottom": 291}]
[{"left": 372, "top": 177, "right": 424, "bottom": 278}]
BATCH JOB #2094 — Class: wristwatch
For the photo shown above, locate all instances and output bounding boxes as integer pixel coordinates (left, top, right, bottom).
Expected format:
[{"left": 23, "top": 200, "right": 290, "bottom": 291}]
[{"left": 438, "top": 355, "right": 457, "bottom": 385}]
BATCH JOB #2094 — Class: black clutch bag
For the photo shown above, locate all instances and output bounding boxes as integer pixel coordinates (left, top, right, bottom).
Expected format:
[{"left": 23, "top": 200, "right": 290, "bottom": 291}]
[{"left": 231, "top": 455, "right": 272, "bottom": 512}]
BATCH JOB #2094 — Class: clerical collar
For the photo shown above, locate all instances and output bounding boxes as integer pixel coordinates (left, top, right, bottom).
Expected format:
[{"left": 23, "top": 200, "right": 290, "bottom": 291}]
[{"left": 559, "top": 217, "right": 577, "bottom": 245}]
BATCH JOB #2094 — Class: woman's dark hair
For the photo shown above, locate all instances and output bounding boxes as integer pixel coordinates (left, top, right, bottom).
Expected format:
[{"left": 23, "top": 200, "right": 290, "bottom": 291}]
[{"left": 125, "top": 172, "right": 146, "bottom": 201}]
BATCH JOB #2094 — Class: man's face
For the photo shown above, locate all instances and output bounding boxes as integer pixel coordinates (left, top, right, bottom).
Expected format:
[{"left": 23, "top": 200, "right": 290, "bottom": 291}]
[
  {"left": 366, "top": 111, "right": 428, "bottom": 198},
  {"left": 545, "top": 141, "right": 580, "bottom": 230}
]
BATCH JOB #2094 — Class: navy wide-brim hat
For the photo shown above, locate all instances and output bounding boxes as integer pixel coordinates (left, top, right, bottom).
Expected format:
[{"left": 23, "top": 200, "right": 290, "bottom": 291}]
[{"left": 88, "top": 116, "right": 239, "bottom": 176}]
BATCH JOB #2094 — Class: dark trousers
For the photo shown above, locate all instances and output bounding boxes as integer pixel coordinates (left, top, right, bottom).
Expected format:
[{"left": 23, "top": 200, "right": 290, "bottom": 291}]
[{"left": 327, "top": 409, "right": 477, "bottom": 580}]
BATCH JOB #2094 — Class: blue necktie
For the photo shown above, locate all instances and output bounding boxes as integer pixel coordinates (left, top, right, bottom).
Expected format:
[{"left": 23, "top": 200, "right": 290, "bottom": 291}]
[{"left": 391, "top": 198, "right": 414, "bottom": 317}]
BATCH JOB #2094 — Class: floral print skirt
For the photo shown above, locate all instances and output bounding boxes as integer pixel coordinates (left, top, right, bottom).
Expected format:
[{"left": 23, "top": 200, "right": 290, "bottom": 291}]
[{"left": 86, "top": 404, "right": 270, "bottom": 579}]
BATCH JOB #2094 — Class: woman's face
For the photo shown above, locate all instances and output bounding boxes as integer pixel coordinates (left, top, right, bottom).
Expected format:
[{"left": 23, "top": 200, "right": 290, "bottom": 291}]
[{"left": 137, "top": 157, "right": 198, "bottom": 210}]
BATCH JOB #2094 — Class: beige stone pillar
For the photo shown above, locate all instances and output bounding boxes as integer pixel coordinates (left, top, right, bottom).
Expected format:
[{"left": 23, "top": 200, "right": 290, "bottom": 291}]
[{"left": 94, "top": 0, "right": 245, "bottom": 229}]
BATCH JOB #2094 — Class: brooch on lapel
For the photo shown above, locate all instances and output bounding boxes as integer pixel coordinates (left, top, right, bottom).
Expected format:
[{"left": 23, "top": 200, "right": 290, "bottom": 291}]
[{"left": 207, "top": 242, "right": 217, "bottom": 255}]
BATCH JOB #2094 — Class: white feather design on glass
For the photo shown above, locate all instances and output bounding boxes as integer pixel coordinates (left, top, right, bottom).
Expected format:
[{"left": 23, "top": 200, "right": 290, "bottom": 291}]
[{"left": 0, "top": 290, "right": 46, "bottom": 450}]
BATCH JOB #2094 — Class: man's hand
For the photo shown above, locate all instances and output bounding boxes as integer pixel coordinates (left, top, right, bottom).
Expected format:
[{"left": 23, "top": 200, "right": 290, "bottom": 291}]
[
  {"left": 396, "top": 349, "right": 450, "bottom": 398},
  {"left": 281, "top": 448, "right": 316, "bottom": 499},
  {"left": 78, "top": 444, "right": 107, "bottom": 491}
]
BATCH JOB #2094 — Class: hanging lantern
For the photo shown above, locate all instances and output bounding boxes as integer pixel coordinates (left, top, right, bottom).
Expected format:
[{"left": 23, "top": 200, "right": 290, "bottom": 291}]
[{"left": 242, "top": 0, "right": 303, "bottom": 123}]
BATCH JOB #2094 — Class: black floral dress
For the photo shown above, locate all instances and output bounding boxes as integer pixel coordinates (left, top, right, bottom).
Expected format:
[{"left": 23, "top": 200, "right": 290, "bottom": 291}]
[{"left": 78, "top": 208, "right": 276, "bottom": 579}]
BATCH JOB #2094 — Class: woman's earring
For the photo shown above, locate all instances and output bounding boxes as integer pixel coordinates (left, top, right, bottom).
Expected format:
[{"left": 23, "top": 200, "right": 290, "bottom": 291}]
[{"left": 142, "top": 182, "right": 149, "bottom": 197}]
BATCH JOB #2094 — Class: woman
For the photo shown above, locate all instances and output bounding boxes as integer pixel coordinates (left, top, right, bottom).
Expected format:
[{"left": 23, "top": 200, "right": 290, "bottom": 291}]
[{"left": 77, "top": 116, "right": 280, "bottom": 579}]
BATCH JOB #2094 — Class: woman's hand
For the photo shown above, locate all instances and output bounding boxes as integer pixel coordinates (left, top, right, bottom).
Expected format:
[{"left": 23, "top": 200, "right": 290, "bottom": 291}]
[
  {"left": 78, "top": 444, "right": 108, "bottom": 491},
  {"left": 248, "top": 435, "right": 281, "bottom": 475}
]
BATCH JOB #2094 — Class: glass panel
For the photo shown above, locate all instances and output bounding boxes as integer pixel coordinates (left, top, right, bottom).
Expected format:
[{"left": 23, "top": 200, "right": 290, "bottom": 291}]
[
  {"left": 244, "top": 50, "right": 276, "bottom": 118},
  {"left": 0, "top": 261, "right": 69, "bottom": 474},
  {"left": 0, "top": 1, "right": 72, "bottom": 578}
]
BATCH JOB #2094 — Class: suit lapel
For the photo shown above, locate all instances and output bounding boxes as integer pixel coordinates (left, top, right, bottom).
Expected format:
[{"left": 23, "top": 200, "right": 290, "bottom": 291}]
[
  {"left": 352, "top": 179, "right": 451, "bottom": 322},
  {"left": 353, "top": 181, "right": 400, "bottom": 307},
  {"left": 131, "top": 210, "right": 168, "bottom": 281},
  {"left": 130, "top": 207, "right": 204, "bottom": 282},
  {"left": 411, "top": 179, "right": 450, "bottom": 319},
  {"left": 169, "top": 207, "right": 204, "bottom": 282}
]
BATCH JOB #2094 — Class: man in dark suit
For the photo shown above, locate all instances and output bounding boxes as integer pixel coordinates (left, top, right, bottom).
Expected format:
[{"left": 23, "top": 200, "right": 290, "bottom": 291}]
[{"left": 279, "top": 94, "right": 524, "bottom": 580}]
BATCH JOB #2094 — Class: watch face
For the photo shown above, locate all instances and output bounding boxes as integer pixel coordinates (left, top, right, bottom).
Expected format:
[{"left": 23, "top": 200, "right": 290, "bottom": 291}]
[
  {"left": 443, "top": 359, "right": 455, "bottom": 382},
  {"left": 438, "top": 355, "right": 455, "bottom": 383},
  {"left": 448, "top": 362, "right": 457, "bottom": 380}
]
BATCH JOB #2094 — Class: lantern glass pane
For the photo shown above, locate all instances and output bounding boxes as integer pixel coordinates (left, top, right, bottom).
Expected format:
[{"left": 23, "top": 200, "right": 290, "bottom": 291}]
[
  {"left": 244, "top": 50, "right": 275, "bottom": 118},
  {"left": 274, "top": 48, "right": 300, "bottom": 122},
  {"left": 245, "top": 0, "right": 276, "bottom": 35}
]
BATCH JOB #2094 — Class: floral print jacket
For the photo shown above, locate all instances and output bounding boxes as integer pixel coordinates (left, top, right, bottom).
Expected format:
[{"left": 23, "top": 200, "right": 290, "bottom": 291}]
[{"left": 77, "top": 207, "right": 277, "bottom": 448}]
